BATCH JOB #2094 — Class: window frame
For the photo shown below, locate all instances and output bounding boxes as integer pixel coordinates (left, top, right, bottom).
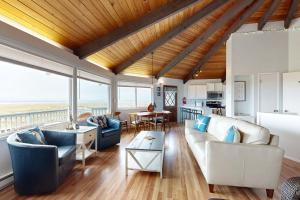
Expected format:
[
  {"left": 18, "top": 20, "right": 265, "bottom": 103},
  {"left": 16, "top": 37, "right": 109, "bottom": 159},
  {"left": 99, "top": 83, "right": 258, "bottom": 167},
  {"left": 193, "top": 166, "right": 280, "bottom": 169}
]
[
  {"left": 117, "top": 85, "right": 153, "bottom": 110},
  {"left": 77, "top": 77, "right": 111, "bottom": 115}
]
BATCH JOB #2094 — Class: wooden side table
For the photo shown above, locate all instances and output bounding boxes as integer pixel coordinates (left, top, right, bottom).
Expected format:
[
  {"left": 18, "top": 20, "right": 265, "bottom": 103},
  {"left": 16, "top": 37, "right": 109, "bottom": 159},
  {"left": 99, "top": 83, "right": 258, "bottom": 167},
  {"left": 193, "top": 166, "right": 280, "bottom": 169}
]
[{"left": 75, "top": 126, "right": 97, "bottom": 167}]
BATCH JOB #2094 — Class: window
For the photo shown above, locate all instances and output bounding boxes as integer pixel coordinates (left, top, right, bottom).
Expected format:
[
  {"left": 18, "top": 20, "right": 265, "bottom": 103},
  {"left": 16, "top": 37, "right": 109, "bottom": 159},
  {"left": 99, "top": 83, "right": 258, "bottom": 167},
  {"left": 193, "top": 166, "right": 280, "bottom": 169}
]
[
  {"left": 78, "top": 78, "right": 110, "bottom": 116},
  {"left": 0, "top": 60, "right": 70, "bottom": 133},
  {"left": 137, "top": 87, "right": 152, "bottom": 107},
  {"left": 118, "top": 85, "right": 152, "bottom": 109}
]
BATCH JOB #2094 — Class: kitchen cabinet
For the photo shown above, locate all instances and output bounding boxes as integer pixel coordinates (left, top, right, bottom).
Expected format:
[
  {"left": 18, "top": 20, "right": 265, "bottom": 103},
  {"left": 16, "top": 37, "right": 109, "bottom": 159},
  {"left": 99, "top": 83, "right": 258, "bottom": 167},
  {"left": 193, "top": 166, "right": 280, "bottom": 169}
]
[
  {"left": 196, "top": 85, "right": 207, "bottom": 99},
  {"left": 187, "top": 85, "right": 207, "bottom": 99},
  {"left": 187, "top": 85, "right": 196, "bottom": 99},
  {"left": 214, "top": 83, "right": 223, "bottom": 91},
  {"left": 283, "top": 72, "right": 300, "bottom": 115},
  {"left": 206, "top": 83, "right": 215, "bottom": 91},
  {"left": 206, "top": 82, "right": 223, "bottom": 92}
]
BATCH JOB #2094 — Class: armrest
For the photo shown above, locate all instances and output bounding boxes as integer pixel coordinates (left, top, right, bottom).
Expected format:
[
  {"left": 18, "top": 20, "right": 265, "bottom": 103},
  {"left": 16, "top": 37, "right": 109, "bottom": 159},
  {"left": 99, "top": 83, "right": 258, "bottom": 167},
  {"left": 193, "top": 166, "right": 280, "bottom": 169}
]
[
  {"left": 108, "top": 118, "right": 121, "bottom": 129},
  {"left": 8, "top": 144, "right": 59, "bottom": 193},
  {"left": 205, "top": 141, "right": 284, "bottom": 188},
  {"left": 185, "top": 120, "right": 196, "bottom": 129},
  {"left": 42, "top": 130, "right": 76, "bottom": 147}
]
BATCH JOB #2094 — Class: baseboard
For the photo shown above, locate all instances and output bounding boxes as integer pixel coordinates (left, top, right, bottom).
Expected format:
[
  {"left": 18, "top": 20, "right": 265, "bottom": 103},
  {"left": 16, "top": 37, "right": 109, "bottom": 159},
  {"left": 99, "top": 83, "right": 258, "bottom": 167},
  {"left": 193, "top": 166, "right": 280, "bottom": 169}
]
[
  {"left": 0, "top": 173, "right": 13, "bottom": 190},
  {"left": 284, "top": 155, "right": 300, "bottom": 164}
]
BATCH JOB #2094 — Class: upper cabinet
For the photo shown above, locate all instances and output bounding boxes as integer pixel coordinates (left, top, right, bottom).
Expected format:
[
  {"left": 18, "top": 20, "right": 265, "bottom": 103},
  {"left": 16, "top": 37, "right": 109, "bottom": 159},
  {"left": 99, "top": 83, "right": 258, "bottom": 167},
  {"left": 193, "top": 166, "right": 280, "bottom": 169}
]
[
  {"left": 187, "top": 82, "right": 224, "bottom": 99},
  {"left": 206, "top": 83, "right": 215, "bottom": 91},
  {"left": 187, "top": 85, "right": 197, "bottom": 99},
  {"left": 214, "top": 83, "right": 223, "bottom": 92},
  {"left": 206, "top": 83, "right": 223, "bottom": 91},
  {"left": 283, "top": 72, "right": 300, "bottom": 114}
]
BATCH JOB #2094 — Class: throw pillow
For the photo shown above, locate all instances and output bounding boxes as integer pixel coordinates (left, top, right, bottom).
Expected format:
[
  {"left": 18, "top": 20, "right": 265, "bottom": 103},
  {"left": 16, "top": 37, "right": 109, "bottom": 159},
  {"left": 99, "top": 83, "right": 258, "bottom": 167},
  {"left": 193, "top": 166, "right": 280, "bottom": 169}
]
[
  {"left": 17, "top": 127, "right": 46, "bottom": 145},
  {"left": 193, "top": 115, "right": 211, "bottom": 132},
  {"left": 96, "top": 115, "right": 108, "bottom": 128},
  {"left": 224, "top": 126, "right": 241, "bottom": 143}
]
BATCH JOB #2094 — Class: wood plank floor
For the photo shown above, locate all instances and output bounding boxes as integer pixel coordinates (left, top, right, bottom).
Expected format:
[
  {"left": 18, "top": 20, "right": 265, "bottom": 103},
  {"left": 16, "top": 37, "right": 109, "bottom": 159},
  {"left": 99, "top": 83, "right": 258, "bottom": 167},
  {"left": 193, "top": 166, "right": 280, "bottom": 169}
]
[{"left": 1, "top": 124, "right": 300, "bottom": 200}]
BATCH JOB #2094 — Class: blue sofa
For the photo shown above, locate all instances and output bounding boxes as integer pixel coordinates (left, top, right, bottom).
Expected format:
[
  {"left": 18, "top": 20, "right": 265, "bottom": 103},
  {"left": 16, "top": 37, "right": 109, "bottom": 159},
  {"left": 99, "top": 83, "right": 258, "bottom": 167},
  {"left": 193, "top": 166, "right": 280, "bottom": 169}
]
[
  {"left": 7, "top": 130, "right": 76, "bottom": 195},
  {"left": 85, "top": 116, "right": 121, "bottom": 150}
]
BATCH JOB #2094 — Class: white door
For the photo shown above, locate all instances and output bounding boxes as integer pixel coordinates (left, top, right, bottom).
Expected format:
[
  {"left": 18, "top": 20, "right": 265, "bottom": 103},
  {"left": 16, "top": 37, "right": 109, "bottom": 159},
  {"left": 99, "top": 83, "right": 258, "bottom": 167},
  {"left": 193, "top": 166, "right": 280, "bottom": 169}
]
[
  {"left": 283, "top": 72, "right": 300, "bottom": 114},
  {"left": 258, "top": 73, "right": 279, "bottom": 113}
]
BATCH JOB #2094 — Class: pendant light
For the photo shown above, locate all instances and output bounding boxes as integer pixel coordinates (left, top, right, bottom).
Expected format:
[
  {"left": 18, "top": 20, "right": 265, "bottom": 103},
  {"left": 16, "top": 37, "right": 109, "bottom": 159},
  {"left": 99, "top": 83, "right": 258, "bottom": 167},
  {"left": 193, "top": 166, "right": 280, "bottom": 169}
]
[{"left": 151, "top": 51, "right": 156, "bottom": 108}]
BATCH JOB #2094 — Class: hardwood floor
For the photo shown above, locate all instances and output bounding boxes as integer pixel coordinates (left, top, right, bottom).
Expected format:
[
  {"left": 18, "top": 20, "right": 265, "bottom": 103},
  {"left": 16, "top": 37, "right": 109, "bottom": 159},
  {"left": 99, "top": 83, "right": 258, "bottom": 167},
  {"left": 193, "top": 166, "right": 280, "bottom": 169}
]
[{"left": 1, "top": 124, "right": 300, "bottom": 200}]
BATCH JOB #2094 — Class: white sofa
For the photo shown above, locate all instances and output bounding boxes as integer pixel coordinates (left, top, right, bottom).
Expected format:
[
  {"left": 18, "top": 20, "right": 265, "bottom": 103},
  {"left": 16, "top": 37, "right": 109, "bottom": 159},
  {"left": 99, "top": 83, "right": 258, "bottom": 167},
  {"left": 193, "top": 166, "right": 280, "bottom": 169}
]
[{"left": 185, "top": 114, "right": 284, "bottom": 198}]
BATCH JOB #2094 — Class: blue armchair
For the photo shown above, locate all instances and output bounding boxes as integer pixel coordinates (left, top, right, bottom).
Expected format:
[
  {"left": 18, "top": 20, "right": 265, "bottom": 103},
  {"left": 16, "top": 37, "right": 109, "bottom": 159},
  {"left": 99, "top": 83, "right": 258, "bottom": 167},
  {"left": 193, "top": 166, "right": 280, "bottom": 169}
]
[
  {"left": 86, "top": 117, "right": 121, "bottom": 150},
  {"left": 7, "top": 130, "right": 76, "bottom": 195}
]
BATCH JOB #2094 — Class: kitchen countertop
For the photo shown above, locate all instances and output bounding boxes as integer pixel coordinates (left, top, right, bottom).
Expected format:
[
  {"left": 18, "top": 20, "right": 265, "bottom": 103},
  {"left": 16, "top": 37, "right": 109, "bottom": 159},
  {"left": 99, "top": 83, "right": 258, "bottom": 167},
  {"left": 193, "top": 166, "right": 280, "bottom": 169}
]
[{"left": 180, "top": 105, "right": 204, "bottom": 111}]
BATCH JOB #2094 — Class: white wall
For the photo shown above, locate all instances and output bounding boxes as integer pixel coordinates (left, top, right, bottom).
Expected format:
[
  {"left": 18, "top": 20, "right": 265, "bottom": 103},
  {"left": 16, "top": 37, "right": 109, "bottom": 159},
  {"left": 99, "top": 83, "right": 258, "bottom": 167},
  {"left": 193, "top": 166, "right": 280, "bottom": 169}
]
[
  {"left": 289, "top": 29, "right": 300, "bottom": 71},
  {"left": 226, "top": 21, "right": 290, "bottom": 117},
  {"left": 234, "top": 75, "right": 254, "bottom": 116},
  {"left": 257, "top": 112, "right": 300, "bottom": 162},
  {"left": 154, "top": 77, "right": 184, "bottom": 122}
]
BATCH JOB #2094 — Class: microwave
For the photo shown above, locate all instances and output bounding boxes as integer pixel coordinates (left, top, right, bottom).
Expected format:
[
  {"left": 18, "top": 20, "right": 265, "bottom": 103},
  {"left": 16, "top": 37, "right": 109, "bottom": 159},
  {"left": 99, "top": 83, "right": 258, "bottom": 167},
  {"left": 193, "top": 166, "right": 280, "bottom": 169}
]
[{"left": 207, "top": 91, "right": 223, "bottom": 99}]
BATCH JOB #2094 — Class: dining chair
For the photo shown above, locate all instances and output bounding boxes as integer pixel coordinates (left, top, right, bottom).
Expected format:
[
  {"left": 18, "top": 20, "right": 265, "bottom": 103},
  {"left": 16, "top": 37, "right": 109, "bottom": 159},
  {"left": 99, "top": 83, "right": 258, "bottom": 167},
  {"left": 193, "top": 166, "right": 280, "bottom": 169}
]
[
  {"left": 113, "top": 112, "right": 128, "bottom": 133},
  {"left": 150, "top": 112, "right": 165, "bottom": 131},
  {"left": 129, "top": 113, "right": 144, "bottom": 134},
  {"left": 163, "top": 112, "right": 171, "bottom": 131}
]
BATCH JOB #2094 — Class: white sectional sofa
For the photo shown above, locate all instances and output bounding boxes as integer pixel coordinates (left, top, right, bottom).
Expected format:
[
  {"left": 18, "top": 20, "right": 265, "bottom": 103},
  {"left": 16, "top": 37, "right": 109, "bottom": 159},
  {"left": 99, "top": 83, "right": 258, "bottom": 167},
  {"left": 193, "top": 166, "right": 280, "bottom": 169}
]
[{"left": 185, "top": 114, "right": 284, "bottom": 198}]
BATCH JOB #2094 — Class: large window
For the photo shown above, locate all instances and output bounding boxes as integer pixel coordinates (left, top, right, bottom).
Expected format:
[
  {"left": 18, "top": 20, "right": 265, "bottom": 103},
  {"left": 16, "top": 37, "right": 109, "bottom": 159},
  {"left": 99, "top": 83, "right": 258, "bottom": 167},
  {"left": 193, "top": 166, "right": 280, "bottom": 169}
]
[
  {"left": 0, "top": 60, "right": 70, "bottom": 133},
  {"left": 118, "top": 86, "right": 152, "bottom": 109},
  {"left": 78, "top": 78, "right": 110, "bottom": 116}
]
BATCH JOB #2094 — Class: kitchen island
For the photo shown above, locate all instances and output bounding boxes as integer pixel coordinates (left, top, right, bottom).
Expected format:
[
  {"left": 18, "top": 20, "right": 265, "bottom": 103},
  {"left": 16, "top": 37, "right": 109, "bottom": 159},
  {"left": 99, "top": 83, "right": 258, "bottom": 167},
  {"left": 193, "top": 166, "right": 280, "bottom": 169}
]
[{"left": 180, "top": 106, "right": 204, "bottom": 122}]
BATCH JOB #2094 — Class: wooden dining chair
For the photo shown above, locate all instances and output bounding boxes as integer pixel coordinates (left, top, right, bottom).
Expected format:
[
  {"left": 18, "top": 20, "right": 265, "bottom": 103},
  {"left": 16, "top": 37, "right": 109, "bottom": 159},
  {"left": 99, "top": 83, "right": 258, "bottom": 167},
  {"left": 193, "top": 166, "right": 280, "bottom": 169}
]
[
  {"left": 163, "top": 112, "right": 171, "bottom": 131},
  {"left": 113, "top": 112, "right": 128, "bottom": 133},
  {"left": 129, "top": 113, "right": 144, "bottom": 135},
  {"left": 150, "top": 113, "right": 165, "bottom": 131}
]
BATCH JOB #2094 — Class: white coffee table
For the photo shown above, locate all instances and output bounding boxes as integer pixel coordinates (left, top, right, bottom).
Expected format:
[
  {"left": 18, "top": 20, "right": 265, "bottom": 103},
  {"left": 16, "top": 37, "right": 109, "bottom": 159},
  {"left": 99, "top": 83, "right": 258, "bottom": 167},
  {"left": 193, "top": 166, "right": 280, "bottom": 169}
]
[{"left": 125, "top": 131, "right": 165, "bottom": 178}]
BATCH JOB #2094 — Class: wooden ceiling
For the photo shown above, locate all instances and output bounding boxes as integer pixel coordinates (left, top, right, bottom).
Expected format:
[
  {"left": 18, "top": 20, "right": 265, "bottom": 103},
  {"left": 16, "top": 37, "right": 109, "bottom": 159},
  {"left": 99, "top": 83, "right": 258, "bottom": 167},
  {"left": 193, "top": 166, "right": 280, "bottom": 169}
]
[{"left": 0, "top": 0, "right": 300, "bottom": 82}]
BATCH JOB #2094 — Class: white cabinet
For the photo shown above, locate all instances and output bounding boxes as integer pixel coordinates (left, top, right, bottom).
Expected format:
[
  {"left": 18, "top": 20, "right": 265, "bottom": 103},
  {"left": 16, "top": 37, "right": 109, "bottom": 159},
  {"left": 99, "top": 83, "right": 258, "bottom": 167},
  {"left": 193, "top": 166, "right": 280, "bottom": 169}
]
[
  {"left": 283, "top": 72, "right": 300, "bottom": 114},
  {"left": 187, "top": 85, "right": 207, "bottom": 99},
  {"left": 214, "top": 83, "right": 223, "bottom": 91},
  {"left": 206, "top": 83, "right": 215, "bottom": 91},
  {"left": 196, "top": 85, "right": 207, "bottom": 99},
  {"left": 206, "top": 82, "right": 223, "bottom": 91},
  {"left": 187, "top": 85, "right": 197, "bottom": 99}
]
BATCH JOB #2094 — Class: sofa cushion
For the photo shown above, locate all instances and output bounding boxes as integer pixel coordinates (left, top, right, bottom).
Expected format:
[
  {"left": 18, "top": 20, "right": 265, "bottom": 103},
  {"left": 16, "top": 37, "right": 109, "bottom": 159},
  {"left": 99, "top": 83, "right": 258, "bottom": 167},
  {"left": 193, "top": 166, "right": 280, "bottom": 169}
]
[
  {"left": 224, "top": 126, "right": 241, "bottom": 143},
  {"left": 102, "top": 128, "right": 119, "bottom": 137},
  {"left": 186, "top": 128, "right": 219, "bottom": 144},
  {"left": 235, "top": 120, "right": 270, "bottom": 145},
  {"left": 17, "top": 127, "right": 46, "bottom": 145},
  {"left": 193, "top": 115, "right": 211, "bottom": 132},
  {"left": 207, "top": 115, "right": 238, "bottom": 141},
  {"left": 58, "top": 145, "right": 76, "bottom": 165}
]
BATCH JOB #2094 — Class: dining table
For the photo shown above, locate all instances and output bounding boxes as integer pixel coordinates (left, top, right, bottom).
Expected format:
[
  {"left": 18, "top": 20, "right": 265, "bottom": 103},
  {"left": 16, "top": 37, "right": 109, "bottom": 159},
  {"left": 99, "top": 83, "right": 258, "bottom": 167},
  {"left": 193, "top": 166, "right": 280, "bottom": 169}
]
[{"left": 129, "top": 110, "right": 172, "bottom": 131}]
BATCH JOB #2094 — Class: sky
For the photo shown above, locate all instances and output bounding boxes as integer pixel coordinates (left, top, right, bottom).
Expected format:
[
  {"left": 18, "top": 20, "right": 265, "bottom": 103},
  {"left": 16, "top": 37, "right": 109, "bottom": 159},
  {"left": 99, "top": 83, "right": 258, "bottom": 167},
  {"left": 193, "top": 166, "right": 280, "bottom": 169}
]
[{"left": 0, "top": 60, "right": 108, "bottom": 103}]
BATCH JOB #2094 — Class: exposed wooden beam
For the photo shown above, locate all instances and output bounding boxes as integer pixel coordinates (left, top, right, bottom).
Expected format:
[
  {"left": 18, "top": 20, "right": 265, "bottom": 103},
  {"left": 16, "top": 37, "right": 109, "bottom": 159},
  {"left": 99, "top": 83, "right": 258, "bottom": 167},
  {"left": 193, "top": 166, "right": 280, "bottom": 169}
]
[
  {"left": 183, "top": 0, "right": 264, "bottom": 83},
  {"left": 74, "top": 0, "right": 200, "bottom": 58},
  {"left": 156, "top": 0, "right": 253, "bottom": 79},
  {"left": 284, "top": 0, "right": 299, "bottom": 29},
  {"left": 258, "top": 0, "right": 281, "bottom": 30},
  {"left": 113, "top": 0, "right": 227, "bottom": 74}
]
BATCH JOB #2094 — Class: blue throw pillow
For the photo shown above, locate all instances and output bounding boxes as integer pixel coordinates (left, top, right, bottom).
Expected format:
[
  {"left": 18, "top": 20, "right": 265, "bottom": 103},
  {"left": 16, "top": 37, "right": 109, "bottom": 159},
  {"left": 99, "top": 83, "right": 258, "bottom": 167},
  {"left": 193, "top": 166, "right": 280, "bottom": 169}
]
[
  {"left": 193, "top": 115, "right": 211, "bottom": 132},
  {"left": 17, "top": 127, "right": 46, "bottom": 145},
  {"left": 224, "top": 126, "right": 241, "bottom": 143}
]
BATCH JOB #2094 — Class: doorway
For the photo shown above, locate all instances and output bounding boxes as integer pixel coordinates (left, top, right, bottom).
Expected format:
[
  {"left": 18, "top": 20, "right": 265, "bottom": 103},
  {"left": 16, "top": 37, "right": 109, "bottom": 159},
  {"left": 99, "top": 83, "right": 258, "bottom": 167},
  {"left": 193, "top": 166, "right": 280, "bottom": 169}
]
[
  {"left": 258, "top": 73, "right": 280, "bottom": 113},
  {"left": 163, "top": 85, "right": 177, "bottom": 122}
]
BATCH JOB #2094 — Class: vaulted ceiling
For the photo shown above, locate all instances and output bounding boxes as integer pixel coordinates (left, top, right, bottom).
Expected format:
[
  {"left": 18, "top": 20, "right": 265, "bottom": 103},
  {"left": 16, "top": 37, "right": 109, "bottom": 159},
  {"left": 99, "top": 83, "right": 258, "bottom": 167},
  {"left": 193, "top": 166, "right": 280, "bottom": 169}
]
[{"left": 0, "top": 0, "right": 299, "bottom": 82}]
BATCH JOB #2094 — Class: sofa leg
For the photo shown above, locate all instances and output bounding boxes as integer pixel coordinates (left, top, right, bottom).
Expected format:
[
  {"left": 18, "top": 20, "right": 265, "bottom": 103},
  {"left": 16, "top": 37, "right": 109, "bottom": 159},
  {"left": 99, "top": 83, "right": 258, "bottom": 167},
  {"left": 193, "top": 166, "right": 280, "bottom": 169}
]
[
  {"left": 208, "top": 184, "right": 214, "bottom": 193},
  {"left": 266, "top": 189, "right": 274, "bottom": 198}
]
